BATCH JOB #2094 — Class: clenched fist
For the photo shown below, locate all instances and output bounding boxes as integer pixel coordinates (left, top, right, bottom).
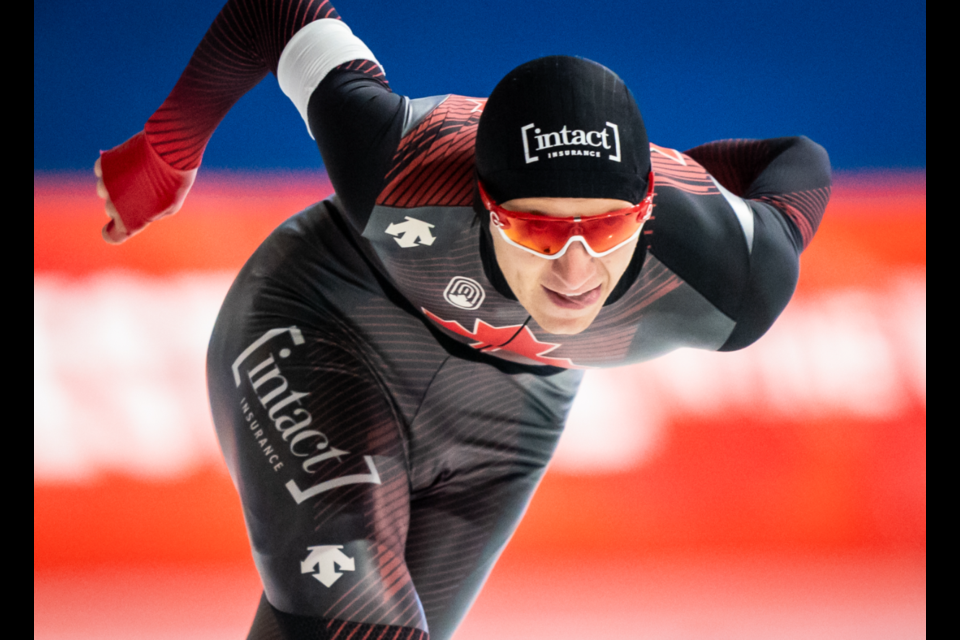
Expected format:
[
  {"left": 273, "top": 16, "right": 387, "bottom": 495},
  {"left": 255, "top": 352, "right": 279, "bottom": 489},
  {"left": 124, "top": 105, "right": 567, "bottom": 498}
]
[{"left": 95, "top": 132, "right": 198, "bottom": 244}]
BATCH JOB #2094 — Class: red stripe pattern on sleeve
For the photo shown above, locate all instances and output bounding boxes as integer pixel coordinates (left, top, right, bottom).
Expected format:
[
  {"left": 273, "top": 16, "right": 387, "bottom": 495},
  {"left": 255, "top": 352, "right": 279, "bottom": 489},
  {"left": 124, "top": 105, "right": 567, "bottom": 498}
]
[
  {"left": 684, "top": 138, "right": 831, "bottom": 250},
  {"left": 143, "top": 0, "right": 343, "bottom": 171},
  {"left": 332, "top": 58, "right": 388, "bottom": 84},
  {"left": 682, "top": 138, "right": 773, "bottom": 198},
  {"left": 649, "top": 144, "right": 720, "bottom": 195},
  {"left": 756, "top": 187, "right": 831, "bottom": 249},
  {"left": 377, "top": 97, "right": 486, "bottom": 208}
]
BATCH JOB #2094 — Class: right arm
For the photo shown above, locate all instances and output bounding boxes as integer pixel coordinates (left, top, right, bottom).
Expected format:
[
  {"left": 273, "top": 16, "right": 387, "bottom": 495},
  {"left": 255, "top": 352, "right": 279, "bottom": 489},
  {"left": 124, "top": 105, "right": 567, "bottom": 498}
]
[
  {"left": 100, "top": 4, "right": 435, "bottom": 638},
  {"left": 97, "top": 0, "right": 397, "bottom": 242}
]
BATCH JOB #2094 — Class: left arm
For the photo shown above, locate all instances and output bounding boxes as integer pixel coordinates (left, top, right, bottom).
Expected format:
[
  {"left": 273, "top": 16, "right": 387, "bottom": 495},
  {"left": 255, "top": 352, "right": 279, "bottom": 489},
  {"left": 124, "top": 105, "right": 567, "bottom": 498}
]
[
  {"left": 685, "top": 136, "right": 832, "bottom": 251},
  {"left": 646, "top": 136, "right": 831, "bottom": 352},
  {"left": 686, "top": 136, "right": 831, "bottom": 350}
]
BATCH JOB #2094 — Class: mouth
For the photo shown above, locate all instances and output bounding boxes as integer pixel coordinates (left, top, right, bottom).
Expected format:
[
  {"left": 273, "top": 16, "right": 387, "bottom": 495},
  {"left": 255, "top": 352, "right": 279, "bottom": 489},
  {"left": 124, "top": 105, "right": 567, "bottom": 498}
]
[{"left": 542, "top": 284, "right": 602, "bottom": 310}]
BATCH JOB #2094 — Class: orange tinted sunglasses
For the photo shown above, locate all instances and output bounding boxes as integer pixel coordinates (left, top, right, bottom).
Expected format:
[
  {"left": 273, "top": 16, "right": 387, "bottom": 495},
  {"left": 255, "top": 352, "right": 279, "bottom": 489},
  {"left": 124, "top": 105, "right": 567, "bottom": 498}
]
[{"left": 479, "top": 171, "right": 655, "bottom": 259}]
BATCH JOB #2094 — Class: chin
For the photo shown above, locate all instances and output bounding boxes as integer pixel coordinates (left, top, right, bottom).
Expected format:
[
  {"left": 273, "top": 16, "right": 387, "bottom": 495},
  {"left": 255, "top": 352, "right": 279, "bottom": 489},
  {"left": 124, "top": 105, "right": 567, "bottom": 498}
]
[{"left": 534, "top": 308, "right": 601, "bottom": 335}]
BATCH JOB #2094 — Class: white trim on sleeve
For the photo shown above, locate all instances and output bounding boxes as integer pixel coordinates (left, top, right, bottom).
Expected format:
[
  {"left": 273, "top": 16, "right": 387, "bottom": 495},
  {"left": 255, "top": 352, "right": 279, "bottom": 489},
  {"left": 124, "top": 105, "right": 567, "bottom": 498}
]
[
  {"left": 710, "top": 176, "right": 755, "bottom": 254},
  {"left": 277, "top": 19, "right": 381, "bottom": 139}
]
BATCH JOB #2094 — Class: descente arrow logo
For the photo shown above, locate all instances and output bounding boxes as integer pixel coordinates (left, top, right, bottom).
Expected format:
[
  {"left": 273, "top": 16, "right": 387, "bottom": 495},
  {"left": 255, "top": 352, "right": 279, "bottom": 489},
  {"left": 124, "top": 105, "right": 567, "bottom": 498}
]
[
  {"left": 301, "top": 545, "right": 356, "bottom": 587},
  {"left": 386, "top": 217, "right": 436, "bottom": 247}
]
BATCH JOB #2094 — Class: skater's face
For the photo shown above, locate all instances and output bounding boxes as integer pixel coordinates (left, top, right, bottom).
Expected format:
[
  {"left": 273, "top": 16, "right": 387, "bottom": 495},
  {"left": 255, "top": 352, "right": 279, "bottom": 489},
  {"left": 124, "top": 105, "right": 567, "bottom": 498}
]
[{"left": 491, "top": 196, "right": 639, "bottom": 335}]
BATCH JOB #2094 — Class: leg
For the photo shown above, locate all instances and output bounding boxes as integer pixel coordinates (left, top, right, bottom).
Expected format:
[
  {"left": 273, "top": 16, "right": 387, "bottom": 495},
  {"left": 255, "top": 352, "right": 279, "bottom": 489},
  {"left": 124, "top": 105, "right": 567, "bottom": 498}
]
[
  {"left": 209, "top": 314, "right": 429, "bottom": 636},
  {"left": 246, "top": 591, "right": 432, "bottom": 640},
  {"left": 208, "top": 203, "right": 582, "bottom": 639},
  {"left": 402, "top": 357, "right": 584, "bottom": 639}
]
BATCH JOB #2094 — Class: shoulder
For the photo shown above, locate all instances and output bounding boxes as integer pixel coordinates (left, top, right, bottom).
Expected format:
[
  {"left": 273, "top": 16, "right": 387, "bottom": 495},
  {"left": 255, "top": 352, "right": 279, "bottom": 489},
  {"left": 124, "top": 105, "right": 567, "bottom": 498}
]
[
  {"left": 378, "top": 95, "right": 487, "bottom": 209},
  {"left": 643, "top": 143, "right": 757, "bottom": 322},
  {"left": 646, "top": 144, "right": 753, "bottom": 273}
]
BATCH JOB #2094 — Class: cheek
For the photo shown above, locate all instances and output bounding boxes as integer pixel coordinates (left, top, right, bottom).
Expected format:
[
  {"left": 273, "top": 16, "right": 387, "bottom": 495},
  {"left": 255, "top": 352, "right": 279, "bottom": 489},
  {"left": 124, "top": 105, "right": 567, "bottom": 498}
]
[
  {"left": 600, "top": 239, "right": 641, "bottom": 281},
  {"left": 506, "top": 253, "right": 550, "bottom": 295},
  {"left": 491, "top": 224, "right": 545, "bottom": 293}
]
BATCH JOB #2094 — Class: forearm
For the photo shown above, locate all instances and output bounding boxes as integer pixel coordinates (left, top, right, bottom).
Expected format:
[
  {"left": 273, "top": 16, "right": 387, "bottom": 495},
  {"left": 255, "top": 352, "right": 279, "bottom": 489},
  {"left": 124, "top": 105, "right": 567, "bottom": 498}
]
[
  {"left": 145, "top": 0, "right": 340, "bottom": 170},
  {"left": 98, "top": 0, "right": 348, "bottom": 241}
]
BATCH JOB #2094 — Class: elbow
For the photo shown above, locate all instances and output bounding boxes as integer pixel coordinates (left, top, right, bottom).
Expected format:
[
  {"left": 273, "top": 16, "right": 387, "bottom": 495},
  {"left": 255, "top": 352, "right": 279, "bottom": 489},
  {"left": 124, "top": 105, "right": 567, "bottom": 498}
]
[{"left": 718, "top": 271, "right": 798, "bottom": 351}]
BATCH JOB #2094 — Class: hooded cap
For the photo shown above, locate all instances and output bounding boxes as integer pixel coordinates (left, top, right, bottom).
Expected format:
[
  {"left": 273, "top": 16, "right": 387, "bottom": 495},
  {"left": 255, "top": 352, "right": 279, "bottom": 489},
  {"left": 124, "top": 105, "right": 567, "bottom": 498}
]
[{"left": 476, "top": 56, "right": 650, "bottom": 204}]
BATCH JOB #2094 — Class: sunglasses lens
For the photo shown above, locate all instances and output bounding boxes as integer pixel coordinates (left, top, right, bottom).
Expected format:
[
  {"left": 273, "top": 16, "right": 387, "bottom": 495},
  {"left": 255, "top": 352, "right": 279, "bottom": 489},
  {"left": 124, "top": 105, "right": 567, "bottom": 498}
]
[
  {"left": 502, "top": 213, "right": 641, "bottom": 256},
  {"left": 482, "top": 171, "right": 654, "bottom": 257},
  {"left": 506, "top": 218, "right": 565, "bottom": 255},
  {"left": 581, "top": 215, "right": 637, "bottom": 253}
]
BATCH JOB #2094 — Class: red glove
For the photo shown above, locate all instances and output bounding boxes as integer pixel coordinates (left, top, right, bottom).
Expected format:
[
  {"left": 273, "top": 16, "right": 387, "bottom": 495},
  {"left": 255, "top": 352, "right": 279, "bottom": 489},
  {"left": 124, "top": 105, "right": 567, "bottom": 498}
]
[{"left": 97, "top": 132, "right": 197, "bottom": 243}]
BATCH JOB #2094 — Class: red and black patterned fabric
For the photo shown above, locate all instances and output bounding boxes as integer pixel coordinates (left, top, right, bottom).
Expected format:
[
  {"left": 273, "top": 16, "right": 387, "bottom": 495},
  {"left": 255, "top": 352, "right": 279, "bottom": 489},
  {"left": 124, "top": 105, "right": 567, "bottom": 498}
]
[
  {"left": 378, "top": 97, "right": 482, "bottom": 209},
  {"left": 685, "top": 138, "right": 830, "bottom": 249},
  {"left": 145, "top": 0, "right": 342, "bottom": 171},
  {"left": 99, "top": 0, "right": 382, "bottom": 239}
]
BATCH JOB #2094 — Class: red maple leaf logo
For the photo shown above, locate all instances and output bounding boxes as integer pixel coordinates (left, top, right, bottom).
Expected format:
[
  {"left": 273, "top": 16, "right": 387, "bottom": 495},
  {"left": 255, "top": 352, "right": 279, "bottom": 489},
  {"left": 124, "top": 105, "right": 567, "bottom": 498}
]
[{"left": 423, "top": 308, "right": 578, "bottom": 368}]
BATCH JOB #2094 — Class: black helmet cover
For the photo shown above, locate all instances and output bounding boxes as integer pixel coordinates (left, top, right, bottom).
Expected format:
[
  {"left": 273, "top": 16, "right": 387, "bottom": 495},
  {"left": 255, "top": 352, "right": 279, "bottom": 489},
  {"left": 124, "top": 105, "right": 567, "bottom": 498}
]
[{"left": 476, "top": 56, "right": 650, "bottom": 204}]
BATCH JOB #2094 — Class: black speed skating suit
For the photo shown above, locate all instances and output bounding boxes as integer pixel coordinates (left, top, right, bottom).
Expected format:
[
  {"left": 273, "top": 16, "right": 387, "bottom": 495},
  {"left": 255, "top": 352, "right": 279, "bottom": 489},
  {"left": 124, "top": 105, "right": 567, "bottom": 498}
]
[{"left": 102, "top": 2, "right": 831, "bottom": 638}]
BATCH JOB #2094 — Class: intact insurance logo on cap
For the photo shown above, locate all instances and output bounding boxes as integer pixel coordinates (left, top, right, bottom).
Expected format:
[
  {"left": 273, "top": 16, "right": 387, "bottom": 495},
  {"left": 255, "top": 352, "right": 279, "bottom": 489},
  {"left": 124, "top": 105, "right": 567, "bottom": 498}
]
[{"left": 521, "top": 122, "right": 621, "bottom": 164}]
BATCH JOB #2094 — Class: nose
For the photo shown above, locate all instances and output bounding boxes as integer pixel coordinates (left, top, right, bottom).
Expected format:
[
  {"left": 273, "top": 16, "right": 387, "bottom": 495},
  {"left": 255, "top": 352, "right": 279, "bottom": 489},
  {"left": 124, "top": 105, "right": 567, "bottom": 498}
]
[{"left": 550, "top": 240, "right": 598, "bottom": 291}]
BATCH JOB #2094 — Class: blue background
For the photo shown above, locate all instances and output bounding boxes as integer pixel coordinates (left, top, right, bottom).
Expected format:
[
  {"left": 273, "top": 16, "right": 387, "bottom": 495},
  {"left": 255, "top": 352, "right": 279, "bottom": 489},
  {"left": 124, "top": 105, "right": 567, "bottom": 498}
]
[{"left": 34, "top": 0, "right": 925, "bottom": 172}]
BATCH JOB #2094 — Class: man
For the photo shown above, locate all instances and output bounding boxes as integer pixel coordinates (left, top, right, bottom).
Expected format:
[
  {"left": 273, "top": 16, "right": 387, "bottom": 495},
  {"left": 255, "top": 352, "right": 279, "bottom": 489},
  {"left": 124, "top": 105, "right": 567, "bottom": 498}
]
[{"left": 95, "top": 1, "right": 831, "bottom": 638}]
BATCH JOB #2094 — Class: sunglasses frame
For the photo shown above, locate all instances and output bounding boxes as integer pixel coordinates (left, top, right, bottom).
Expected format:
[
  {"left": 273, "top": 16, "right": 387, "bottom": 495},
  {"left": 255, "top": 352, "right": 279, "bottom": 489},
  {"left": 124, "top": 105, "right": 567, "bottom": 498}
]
[{"left": 479, "top": 171, "right": 656, "bottom": 260}]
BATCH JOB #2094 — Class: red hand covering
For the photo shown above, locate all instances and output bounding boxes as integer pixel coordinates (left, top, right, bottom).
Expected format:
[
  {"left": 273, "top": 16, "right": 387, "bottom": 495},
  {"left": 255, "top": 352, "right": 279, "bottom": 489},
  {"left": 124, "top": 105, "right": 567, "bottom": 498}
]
[{"left": 99, "top": 132, "right": 197, "bottom": 240}]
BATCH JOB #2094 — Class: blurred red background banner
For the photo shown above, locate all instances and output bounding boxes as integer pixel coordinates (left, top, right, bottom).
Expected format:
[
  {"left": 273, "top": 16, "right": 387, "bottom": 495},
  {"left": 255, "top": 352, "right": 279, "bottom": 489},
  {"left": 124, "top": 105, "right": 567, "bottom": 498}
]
[{"left": 34, "top": 171, "right": 925, "bottom": 569}]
